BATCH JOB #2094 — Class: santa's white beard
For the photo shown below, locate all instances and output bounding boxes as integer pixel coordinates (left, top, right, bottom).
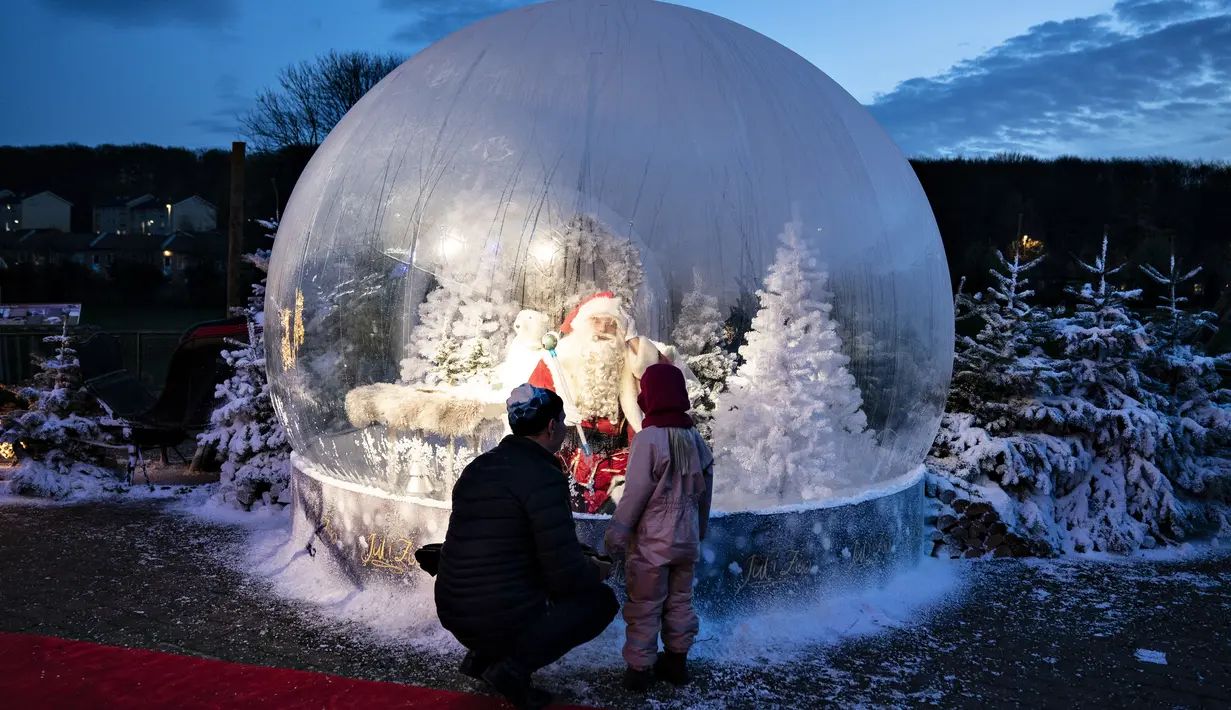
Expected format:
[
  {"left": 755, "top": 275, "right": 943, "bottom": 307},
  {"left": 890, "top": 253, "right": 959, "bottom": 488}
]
[{"left": 559, "top": 334, "right": 624, "bottom": 422}]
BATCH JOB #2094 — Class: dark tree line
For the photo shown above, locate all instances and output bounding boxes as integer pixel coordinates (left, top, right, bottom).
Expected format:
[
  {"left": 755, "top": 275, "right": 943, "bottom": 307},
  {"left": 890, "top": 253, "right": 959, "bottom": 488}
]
[
  {"left": 917, "top": 155, "right": 1231, "bottom": 309},
  {"left": 1, "top": 146, "right": 1228, "bottom": 346}
]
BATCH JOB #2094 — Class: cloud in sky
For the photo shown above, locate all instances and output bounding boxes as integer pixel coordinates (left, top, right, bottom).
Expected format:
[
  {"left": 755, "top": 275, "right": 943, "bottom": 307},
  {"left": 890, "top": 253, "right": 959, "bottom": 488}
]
[
  {"left": 38, "top": 0, "right": 238, "bottom": 28},
  {"left": 187, "top": 74, "right": 248, "bottom": 140},
  {"left": 869, "top": 0, "right": 1231, "bottom": 158},
  {"left": 380, "top": 0, "right": 537, "bottom": 46}
]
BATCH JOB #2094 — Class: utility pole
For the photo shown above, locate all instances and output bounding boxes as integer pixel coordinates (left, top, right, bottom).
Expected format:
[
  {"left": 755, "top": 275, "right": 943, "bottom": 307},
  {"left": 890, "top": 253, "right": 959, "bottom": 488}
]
[{"left": 227, "top": 142, "right": 246, "bottom": 313}]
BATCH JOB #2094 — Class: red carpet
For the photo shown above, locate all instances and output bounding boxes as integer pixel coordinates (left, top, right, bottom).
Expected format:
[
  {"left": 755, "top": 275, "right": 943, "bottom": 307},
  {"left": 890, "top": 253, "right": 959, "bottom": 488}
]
[{"left": 0, "top": 633, "right": 594, "bottom": 709}]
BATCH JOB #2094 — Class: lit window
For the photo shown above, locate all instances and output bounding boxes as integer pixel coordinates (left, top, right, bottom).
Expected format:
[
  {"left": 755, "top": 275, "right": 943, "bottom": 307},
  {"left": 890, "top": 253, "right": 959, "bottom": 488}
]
[{"left": 1194, "top": 283, "right": 1205, "bottom": 295}]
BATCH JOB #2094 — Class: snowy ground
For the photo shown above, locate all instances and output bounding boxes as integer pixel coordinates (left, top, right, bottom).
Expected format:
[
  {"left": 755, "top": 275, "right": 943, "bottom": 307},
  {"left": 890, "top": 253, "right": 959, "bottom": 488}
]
[{"left": 1, "top": 495, "right": 1228, "bottom": 708}]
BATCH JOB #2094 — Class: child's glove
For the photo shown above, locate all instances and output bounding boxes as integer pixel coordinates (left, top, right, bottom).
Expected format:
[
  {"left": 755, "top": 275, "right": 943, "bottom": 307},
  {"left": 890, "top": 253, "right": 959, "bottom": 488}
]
[{"left": 603, "top": 527, "right": 627, "bottom": 555}]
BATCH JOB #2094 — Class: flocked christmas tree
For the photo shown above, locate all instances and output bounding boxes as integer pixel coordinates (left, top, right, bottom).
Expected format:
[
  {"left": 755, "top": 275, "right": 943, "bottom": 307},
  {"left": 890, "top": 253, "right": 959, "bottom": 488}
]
[
  {"left": 463, "top": 339, "right": 495, "bottom": 383},
  {"left": 710, "top": 220, "right": 871, "bottom": 506},
  {"left": 401, "top": 265, "right": 517, "bottom": 389},
  {"left": 672, "top": 269, "right": 737, "bottom": 441},
  {"left": 199, "top": 219, "right": 292, "bottom": 510},
  {"left": 0, "top": 323, "right": 115, "bottom": 498}
]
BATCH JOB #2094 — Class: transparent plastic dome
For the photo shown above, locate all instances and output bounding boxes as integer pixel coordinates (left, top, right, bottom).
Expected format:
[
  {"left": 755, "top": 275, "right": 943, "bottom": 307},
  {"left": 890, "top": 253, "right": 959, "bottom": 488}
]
[{"left": 266, "top": 0, "right": 953, "bottom": 511}]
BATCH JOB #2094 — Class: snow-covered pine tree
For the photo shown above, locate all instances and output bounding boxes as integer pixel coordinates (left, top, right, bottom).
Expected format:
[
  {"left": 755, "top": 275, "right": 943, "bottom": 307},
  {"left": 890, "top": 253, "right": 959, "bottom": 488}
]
[
  {"left": 947, "top": 245, "right": 1051, "bottom": 431},
  {"left": 928, "top": 243, "right": 1077, "bottom": 553},
  {"left": 1140, "top": 249, "right": 1231, "bottom": 505},
  {"left": 0, "top": 323, "right": 115, "bottom": 498},
  {"left": 1049, "top": 233, "right": 1178, "bottom": 551},
  {"left": 672, "top": 269, "right": 737, "bottom": 441},
  {"left": 199, "top": 219, "right": 292, "bottom": 510},
  {"left": 710, "top": 220, "right": 871, "bottom": 506}
]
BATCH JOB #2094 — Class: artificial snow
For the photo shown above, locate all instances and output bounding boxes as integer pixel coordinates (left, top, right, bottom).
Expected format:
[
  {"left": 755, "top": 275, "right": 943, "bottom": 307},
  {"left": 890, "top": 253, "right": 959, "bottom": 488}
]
[{"left": 206, "top": 501, "right": 965, "bottom": 668}]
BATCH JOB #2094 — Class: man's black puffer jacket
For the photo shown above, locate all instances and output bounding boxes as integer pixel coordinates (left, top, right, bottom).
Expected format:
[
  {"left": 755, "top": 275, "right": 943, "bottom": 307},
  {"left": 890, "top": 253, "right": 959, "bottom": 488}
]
[{"left": 435, "top": 435, "right": 599, "bottom": 651}]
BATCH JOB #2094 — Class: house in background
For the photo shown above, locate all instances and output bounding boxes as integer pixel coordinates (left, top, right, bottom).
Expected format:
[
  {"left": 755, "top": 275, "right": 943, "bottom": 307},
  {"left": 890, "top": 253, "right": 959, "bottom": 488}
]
[
  {"left": 130, "top": 197, "right": 170, "bottom": 235},
  {"left": 170, "top": 196, "right": 217, "bottom": 233},
  {"left": 93, "top": 195, "right": 216, "bottom": 235},
  {"left": 0, "top": 191, "right": 19, "bottom": 232},
  {"left": 18, "top": 191, "right": 71, "bottom": 232},
  {"left": 94, "top": 195, "right": 165, "bottom": 235},
  {"left": 0, "top": 229, "right": 227, "bottom": 283}
]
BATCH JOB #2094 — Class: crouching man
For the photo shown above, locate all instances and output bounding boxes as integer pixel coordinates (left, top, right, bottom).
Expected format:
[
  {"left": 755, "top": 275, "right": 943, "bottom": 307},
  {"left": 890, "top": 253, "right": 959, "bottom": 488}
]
[{"left": 435, "top": 384, "right": 620, "bottom": 709}]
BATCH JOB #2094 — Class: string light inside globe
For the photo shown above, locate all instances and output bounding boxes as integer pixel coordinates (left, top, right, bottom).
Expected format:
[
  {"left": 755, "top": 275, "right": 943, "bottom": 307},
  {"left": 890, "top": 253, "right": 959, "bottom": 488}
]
[
  {"left": 438, "top": 232, "right": 463, "bottom": 259},
  {"left": 530, "top": 239, "right": 558, "bottom": 265}
]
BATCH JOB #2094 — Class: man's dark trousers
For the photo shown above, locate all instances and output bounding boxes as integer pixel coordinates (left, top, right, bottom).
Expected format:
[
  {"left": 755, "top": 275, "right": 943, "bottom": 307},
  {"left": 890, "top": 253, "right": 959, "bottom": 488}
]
[{"left": 477, "top": 584, "right": 620, "bottom": 671}]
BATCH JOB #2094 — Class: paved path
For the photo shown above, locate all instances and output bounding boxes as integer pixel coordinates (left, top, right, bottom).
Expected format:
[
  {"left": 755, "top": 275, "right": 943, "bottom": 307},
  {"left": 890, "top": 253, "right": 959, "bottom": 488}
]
[{"left": 0, "top": 499, "right": 1227, "bottom": 709}]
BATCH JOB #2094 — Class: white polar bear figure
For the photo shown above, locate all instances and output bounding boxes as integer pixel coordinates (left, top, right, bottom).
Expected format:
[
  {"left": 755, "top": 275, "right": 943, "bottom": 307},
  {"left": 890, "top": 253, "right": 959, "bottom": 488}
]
[{"left": 494, "top": 309, "right": 551, "bottom": 391}]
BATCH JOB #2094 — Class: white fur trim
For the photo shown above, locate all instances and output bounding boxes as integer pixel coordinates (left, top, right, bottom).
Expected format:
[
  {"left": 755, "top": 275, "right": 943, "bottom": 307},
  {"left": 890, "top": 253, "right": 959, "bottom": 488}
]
[
  {"left": 607, "top": 475, "right": 627, "bottom": 504},
  {"left": 345, "top": 384, "right": 506, "bottom": 438},
  {"left": 571, "top": 295, "right": 629, "bottom": 335}
]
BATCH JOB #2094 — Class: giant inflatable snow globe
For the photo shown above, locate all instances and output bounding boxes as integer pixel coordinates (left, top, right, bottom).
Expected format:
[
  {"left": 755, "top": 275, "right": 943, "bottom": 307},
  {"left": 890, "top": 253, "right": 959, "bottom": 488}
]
[{"left": 266, "top": 0, "right": 952, "bottom": 614}]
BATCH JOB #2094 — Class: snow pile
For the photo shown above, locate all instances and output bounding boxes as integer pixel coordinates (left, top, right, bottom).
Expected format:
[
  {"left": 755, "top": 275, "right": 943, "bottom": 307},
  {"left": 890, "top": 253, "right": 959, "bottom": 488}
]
[
  {"left": 199, "top": 219, "right": 292, "bottom": 511},
  {"left": 1134, "top": 649, "right": 1168, "bottom": 665},
  {"left": 931, "top": 236, "right": 1230, "bottom": 555},
  {"left": 223, "top": 503, "right": 462, "bottom": 649},
  {"left": 0, "top": 324, "right": 120, "bottom": 499},
  {"left": 218, "top": 505, "right": 963, "bottom": 666}
]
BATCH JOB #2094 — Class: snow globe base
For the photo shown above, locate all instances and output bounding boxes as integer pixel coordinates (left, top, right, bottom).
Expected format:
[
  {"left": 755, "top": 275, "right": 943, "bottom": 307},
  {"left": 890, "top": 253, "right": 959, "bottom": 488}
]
[{"left": 290, "top": 453, "right": 925, "bottom": 617}]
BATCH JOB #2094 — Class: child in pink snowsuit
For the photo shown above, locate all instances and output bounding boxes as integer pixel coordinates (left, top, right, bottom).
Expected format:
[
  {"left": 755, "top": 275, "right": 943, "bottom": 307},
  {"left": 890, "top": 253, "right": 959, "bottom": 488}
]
[{"left": 604, "top": 363, "right": 713, "bottom": 691}]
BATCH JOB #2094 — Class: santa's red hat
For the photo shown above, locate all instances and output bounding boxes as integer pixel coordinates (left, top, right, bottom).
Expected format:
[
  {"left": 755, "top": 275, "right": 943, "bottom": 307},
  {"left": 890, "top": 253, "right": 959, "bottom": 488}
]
[{"left": 560, "top": 292, "right": 626, "bottom": 335}]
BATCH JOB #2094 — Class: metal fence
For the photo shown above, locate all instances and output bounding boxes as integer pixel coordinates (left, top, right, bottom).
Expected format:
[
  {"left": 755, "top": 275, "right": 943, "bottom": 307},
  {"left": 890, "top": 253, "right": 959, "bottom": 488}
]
[{"left": 0, "top": 328, "right": 183, "bottom": 396}]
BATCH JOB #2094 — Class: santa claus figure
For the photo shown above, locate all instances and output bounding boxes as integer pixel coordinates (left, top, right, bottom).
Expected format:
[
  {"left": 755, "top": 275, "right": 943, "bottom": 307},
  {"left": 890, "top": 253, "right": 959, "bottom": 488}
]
[{"left": 527, "top": 292, "right": 673, "bottom": 513}]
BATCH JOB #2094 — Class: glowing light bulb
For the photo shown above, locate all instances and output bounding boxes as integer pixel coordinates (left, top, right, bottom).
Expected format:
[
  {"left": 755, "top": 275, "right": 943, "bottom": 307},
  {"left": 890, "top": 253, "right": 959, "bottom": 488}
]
[
  {"left": 439, "top": 232, "right": 463, "bottom": 258},
  {"left": 530, "top": 239, "right": 557, "bottom": 264}
]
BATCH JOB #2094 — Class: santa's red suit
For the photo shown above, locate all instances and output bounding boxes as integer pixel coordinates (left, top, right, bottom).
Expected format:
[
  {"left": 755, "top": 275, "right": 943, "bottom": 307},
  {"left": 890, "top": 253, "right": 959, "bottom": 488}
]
[{"left": 528, "top": 293, "right": 645, "bottom": 513}]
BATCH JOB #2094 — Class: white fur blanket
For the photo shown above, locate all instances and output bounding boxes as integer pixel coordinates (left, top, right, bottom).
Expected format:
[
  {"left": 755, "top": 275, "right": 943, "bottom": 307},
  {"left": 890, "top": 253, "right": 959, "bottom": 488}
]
[{"left": 345, "top": 384, "right": 506, "bottom": 438}]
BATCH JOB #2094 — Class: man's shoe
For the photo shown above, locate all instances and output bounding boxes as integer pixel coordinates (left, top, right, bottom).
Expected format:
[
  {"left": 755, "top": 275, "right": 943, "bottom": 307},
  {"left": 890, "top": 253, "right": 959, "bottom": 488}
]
[
  {"left": 458, "top": 650, "right": 492, "bottom": 680},
  {"left": 481, "top": 659, "right": 553, "bottom": 709},
  {"left": 654, "top": 650, "right": 690, "bottom": 686},
  {"left": 622, "top": 666, "right": 655, "bottom": 692}
]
